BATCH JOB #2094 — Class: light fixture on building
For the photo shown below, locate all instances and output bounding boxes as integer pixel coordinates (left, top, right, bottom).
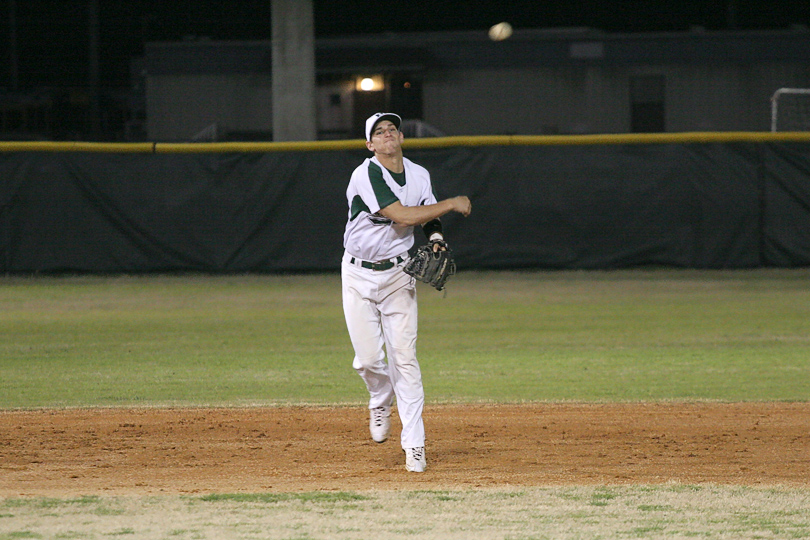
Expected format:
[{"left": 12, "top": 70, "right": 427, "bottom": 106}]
[{"left": 356, "top": 75, "right": 384, "bottom": 92}]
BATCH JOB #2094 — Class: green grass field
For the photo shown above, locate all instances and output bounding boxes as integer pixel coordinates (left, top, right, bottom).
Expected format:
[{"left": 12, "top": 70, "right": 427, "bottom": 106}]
[
  {"left": 1, "top": 269, "right": 809, "bottom": 539},
  {"left": 1, "top": 269, "right": 809, "bottom": 408}
]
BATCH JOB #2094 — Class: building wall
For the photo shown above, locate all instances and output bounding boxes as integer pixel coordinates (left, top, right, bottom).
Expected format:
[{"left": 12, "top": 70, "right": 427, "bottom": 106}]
[
  {"left": 146, "top": 63, "right": 810, "bottom": 140},
  {"left": 147, "top": 74, "right": 273, "bottom": 141},
  {"left": 423, "top": 66, "right": 647, "bottom": 136},
  {"left": 147, "top": 75, "right": 362, "bottom": 141},
  {"left": 316, "top": 81, "right": 355, "bottom": 138},
  {"left": 665, "top": 63, "right": 810, "bottom": 132},
  {"left": 422, "top": 63, "right": 810, "bottom": 136}
]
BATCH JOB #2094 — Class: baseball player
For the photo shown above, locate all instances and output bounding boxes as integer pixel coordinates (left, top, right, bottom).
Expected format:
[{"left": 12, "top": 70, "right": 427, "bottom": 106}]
[{"left": 342, "top": 112, "right": 471, "bottom": 472}]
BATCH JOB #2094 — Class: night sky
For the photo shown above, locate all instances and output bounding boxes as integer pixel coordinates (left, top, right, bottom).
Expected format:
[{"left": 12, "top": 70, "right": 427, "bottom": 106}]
[{"left": 3, "top": 0, "right": 809, "bottom": 90}]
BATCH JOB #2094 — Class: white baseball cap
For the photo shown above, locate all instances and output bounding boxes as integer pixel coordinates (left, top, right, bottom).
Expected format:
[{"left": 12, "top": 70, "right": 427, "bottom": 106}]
[{"left": 365, "top": 112, "right": 402, "bottom": 141}]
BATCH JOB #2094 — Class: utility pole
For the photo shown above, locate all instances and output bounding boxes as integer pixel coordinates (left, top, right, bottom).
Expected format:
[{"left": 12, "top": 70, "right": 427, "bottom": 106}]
[
  {"left": 271, "top": 0, "right": 316, "bottom": 141},
  {"left": 727, "top": 0, "right": 738, "bottom": 30},
  {"left": 88, "top": 0, "right": 101, "bottom": 139},
  {"left": 8, "top": 0, "right": 19, "bottom": 90}
]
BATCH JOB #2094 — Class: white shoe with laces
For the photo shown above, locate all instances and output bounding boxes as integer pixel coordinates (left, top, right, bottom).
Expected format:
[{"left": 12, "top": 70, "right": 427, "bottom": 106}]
[
  {"left": 369, "top": 405, "right": 390, "bottom": 443},
  {"left": 404, "top": 446, "right": 426, "bottom": 472}
]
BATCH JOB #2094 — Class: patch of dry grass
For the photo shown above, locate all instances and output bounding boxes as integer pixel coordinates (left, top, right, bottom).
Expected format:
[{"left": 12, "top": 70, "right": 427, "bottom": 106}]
[{"left": 2, "top": 485, "right": 809, "bottom": 540}]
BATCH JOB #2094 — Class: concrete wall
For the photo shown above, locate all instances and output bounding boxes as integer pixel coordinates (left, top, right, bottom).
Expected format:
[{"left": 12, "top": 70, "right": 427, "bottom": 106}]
[
  {"left": 422, "top": 63, "right": 810, "bottom": 136},
  {"left": 147, "top": 74, "right": 273, "bottom": 141},
  {"left": 423, "top": 66, "right": 630, "bottom": 135},
  {"left": 316, "top": 81, "right": 354, "bottom": 138},
  {"left": 142, "top": 32, "right": 810, "bottom": 140}
]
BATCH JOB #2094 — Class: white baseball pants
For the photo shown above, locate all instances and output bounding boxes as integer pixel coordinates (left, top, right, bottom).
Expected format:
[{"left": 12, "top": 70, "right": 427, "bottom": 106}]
[{"left": 341, "top": 251, "right": 425, "bottom": 450}]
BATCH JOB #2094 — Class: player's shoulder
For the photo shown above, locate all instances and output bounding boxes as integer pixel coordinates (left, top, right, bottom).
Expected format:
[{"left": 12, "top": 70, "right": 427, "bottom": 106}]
[
  {"left": 350, "top": 157, "right": 376, "bottom": 177},
  {"left": 403, "top": 156, "right": 429, "bottom": 175}
]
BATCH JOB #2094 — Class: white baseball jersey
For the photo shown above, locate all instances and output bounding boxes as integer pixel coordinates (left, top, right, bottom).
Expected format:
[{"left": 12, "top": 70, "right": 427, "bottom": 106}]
[{"left": 343, "top": 156, "right": 438, "bottom": 262}]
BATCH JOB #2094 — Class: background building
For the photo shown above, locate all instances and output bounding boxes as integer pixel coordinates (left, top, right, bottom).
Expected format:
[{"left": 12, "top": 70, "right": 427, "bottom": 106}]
[{"left": 136, "top": 27, "right": 810, "bottom": 142}]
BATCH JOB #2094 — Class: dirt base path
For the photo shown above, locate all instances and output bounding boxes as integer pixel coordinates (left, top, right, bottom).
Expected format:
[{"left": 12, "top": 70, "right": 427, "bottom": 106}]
[{"left": 1, "top": 403, "right": 808, "bottom": 496}]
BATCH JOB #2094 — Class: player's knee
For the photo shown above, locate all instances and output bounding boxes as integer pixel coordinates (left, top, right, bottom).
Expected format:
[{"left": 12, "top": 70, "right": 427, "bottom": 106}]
[
  {"left": 352, "top": 354, "right": 384, "bottom": 372},
  {"left": 389, "top": 347, "right": 419, "bottom": 370}
]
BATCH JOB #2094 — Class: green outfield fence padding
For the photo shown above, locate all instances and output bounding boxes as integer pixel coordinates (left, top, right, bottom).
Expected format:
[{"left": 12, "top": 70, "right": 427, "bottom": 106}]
[{"left": 1, "top": 133, "right": 810, "bottom": 273}]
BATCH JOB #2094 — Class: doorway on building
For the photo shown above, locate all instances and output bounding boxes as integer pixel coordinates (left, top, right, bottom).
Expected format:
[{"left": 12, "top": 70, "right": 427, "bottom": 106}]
[
  {"left": 352, "top": 89, "right": 386, "bottom": 139},
  {"left": 630, "top": 75, "right": 666, "bottom": 133},
  {"left": 389, "top": 75, "right": 423, "bottom": 122},
  {"left": 352, "top": 74, "right": 423, "bottom": 139}
]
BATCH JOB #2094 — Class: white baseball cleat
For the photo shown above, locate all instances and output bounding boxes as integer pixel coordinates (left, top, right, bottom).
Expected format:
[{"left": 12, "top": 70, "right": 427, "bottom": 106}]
[
  {"left": 404, "top": 446, "right": 426, "bottom": 473},
  {"left": 369, "top": 405, "right": 390, "bottom": 443}
]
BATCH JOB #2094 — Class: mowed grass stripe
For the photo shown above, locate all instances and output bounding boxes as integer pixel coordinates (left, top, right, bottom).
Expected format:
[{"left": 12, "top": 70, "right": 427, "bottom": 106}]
[{"left": 1, "top": 269, "right": 809, "bottom": 408}]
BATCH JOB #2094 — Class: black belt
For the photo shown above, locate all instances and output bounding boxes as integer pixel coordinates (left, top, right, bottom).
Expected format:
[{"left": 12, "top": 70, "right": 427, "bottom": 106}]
[{"left": 350, "top": 255, "right": 404, "bottom": 271}]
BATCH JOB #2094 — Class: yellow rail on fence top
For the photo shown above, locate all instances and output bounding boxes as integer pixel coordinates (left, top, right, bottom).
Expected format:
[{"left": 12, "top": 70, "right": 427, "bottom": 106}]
[
  {"left": 0, "top": 141, "right": 156, "bottom": 153},
  {"left": 403, "top": 131, "right": 810, "bottom": 148},
  {"left": 153, "top": 139, "right": 362, "bottom": 153},
  {"left": 2, "top": 132, "right": 810, "bottom": 153}
]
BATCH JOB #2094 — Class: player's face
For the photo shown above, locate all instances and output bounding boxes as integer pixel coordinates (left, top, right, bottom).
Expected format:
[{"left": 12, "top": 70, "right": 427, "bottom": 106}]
[{"left": 366, "top": 121, "right": 403, "bottom": 155}]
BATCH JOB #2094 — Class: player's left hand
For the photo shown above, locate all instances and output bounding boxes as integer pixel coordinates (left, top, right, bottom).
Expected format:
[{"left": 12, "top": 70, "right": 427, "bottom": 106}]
[
  {"left": 404, "top": 243, "right": 457, "bottom": 291},
  {"left": 430, "top": 239, "right": 448, "bottom": 252}
]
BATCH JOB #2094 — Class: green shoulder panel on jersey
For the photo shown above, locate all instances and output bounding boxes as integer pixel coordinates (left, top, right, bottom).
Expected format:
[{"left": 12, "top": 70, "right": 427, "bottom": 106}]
[
  {"left": 368, "top": 161, "right": 399, "bottom": 210},
  {"left": 349, "top": 195, "right": 370, "bottom": 221}
]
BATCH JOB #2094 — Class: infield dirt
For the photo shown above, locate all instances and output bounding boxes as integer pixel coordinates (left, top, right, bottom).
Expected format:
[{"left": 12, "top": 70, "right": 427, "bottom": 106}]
[{"left": 1, "top": 402, "right": 808, "bottom": 496}]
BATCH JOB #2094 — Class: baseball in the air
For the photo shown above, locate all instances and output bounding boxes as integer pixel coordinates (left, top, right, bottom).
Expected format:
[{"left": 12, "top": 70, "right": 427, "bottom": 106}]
[{"left": 488, "top": 22, "right": 513, "bottom": 41}]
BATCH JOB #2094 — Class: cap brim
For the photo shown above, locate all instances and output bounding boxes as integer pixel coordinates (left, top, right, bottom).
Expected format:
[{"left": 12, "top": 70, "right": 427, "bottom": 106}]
[{"left": 366, "top": 113, "right": 402, "bottom": 141}]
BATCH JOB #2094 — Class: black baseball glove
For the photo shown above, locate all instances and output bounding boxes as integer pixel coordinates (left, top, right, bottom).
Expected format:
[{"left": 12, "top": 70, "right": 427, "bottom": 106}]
[{"left": 404, "top": 240, "right": 456, "bottom": 291}]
